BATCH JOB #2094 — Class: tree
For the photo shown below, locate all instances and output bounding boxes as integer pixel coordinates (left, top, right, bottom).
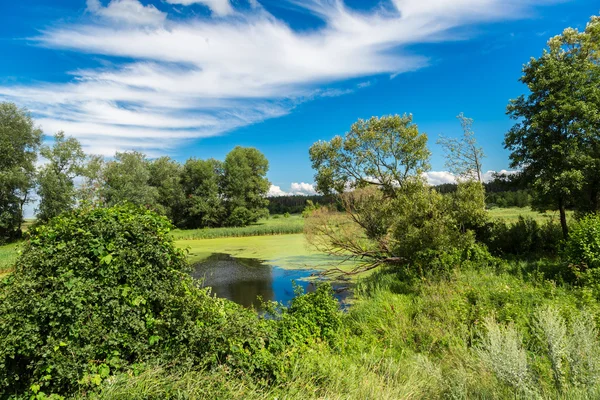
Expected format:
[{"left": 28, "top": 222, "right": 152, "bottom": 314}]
[
  {"left": 148, "top": 157, "right": 185, "bottom": 223},
  {"left": 306, "top": 115, "right": 484, "bottom": 275},
  {"left": 36, "top": 132, "right": 85, "bottom": 222},
  {"left": 180, "top": 158, "right": 224, "bottom": 228},
  {"left": 78, "top": 154, "right": 105, "bottom": 206},
  {"left": 309, "top": 114, "right": 430, "bottom": 197},
  {"left": 103, "top": 151, "right": 158, "bottom": 208},
  {"left": 221, "top": 147, "right": 270, "bottom": 226},
  {"left": 0, "top": 102, "right": 42, "bottom": 242},
  {"left": 505, "top": 15, "right": 600, "bottom": 238},
  {"left": 437, "top": 113, "right": 485, "bottom": 183}
]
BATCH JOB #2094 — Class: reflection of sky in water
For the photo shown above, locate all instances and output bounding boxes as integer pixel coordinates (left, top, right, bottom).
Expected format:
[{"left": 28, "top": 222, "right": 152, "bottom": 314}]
[{"left": 192, "top": 253, "right": 351, "bottom": 310}]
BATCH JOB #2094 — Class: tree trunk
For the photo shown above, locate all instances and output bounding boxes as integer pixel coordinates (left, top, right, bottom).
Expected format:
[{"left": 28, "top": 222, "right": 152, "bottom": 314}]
[{"left": 559, "top": 198, "right": 568, "bottom": 239}]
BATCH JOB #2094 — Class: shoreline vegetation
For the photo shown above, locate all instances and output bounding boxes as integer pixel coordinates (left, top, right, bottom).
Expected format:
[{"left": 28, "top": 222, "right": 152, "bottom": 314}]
[{"left": 0, "top": 207, "right": 569, "bottom": 277}]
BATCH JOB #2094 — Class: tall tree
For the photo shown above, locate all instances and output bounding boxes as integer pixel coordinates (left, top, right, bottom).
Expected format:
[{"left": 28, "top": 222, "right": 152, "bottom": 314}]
[
  {"left": 78, "top": 154, "right": 105, "bottom": 206},
  {"left": 0, "top": 103, "right": 42, "bottom": 242},
  {"left": 36, "top": 132, "right": 85, "bottom": 222},
  {"left": 103, "top": 151, "right": 158, "bottom": 208},
  {"left": 148, "top": 157, "right": 185, "bottom": 223},
  {"left": 180, "top": 158, "right": 223, "bottom": 228},
  {"left": 221, "top": 147, "right": 270, "bottom": 226},
  {"left": 437, "top": 113, "right": 485, "bottom": 183},
  {"left": 309, "top": 114, "right": 430, "bottom": 197},
  {"left": 306, "top": 114, "right": 484, "bottom": 275},
  {"left": 505, "top": 15, "right": 600, "bottom": 238}
]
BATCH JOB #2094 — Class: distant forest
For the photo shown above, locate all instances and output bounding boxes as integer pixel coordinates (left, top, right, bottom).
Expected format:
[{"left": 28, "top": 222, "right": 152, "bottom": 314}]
[{"left": 268, "top": 181, "right": 532, "bottom": 215}]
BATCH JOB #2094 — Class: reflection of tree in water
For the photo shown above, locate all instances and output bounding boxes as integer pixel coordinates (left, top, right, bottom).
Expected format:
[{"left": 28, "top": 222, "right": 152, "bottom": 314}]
[{"left": 191, "top": 253, "right": 274, "bottom": 309}]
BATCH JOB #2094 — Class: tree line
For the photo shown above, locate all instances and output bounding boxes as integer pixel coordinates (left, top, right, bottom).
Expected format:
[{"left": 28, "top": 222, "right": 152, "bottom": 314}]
[{"left": 0, "top": 107, "right": 270, "bottom": 243}]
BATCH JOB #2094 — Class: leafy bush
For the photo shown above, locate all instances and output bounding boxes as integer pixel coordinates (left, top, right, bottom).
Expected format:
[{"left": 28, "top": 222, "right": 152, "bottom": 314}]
[
  {"left": 0, "top": 205, "right": 283, "bottom": 398},
  {"left": 484, "top": 217, "right": 563, "bottom": 257},
  {"left": 563, "top": 213, "right": 600, "bottom": 270}
]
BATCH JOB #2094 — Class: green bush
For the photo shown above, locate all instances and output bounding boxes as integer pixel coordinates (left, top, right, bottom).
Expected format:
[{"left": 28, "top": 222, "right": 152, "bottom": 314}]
[
  {"left": 484, "top": 217, "right": 563, "bottom": 257},
  {"left": 563, "top": 214, "right": 600, "bottom": 270},
  {"left": 0, "top": 205, "right": 282, "bottom": 398}
]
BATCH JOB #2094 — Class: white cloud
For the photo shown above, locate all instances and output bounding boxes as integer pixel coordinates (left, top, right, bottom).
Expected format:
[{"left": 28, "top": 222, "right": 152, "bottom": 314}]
[
  {"left": 86, "top": 0, "right": 166, "bottom": 26},
  {"left": 268, "top": 184, "right": 290, "bottom": 197},
  {"left": 424, "top": 171, "right": 456, "bottom": 186},
  {"left": 268, "top": 182, "right": 318, "bottom": 196},
  {"left": 290, "top": 182, "right": 317, "bottom": 195},
  {"left": 166, "top": 0, "right": 234, "bottom": 16},
  {"left": 0, "top": 0, "right": 556, "bottom": 155},
  {"left": 482, "top": 169, "right": 518, "bottom": 183}
]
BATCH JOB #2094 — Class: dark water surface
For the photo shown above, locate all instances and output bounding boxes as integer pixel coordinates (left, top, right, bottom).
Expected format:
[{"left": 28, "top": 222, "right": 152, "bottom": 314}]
[{"left": 191, "top": 253, "right": 352, "bottom": 310}]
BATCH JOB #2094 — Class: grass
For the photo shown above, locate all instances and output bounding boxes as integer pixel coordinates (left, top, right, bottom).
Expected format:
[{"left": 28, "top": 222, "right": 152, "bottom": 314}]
[
  {"left": 171, "top": 214, "right": 304, "bottom": 240},
  {"left": 0, "top": 242, "right": 20, "bottom": 278},
  {"left": 95, "top": 261, "right": 600, "bottom": 399},
  {"left": 488, "top": 207, "right": 574, "bottom": 223}
]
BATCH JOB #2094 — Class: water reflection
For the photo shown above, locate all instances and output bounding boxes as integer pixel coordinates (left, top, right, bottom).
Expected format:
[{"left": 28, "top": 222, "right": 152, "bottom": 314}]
[{"left": 191, "top": 253, "right": 351, "bottom": 310}]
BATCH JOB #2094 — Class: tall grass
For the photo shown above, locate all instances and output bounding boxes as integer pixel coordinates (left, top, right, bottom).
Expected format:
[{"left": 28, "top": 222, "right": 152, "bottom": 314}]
[
  {"left": 171, "top": 215, "right": 304, "bottom": 240},
  {"left": 0, "top": 242, "right": 20, "bottom": 276}
]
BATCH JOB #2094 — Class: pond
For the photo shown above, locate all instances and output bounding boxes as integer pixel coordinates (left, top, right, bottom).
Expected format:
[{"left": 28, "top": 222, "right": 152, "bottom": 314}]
[{"left": 191, "top": 253, "right": 352, "bottom": 310}]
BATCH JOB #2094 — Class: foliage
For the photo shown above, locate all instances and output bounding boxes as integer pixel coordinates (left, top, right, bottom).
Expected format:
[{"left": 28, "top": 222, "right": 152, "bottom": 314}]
[
  {"left": 437, "top": 113, "right": 485, "bottom": 183},
  {"left": 505, "top": 15, "right": 600, "bottom": 237},
  {"left": 147, "top": 157, "right": 185, "bottom": 224},
  {"left": 221, "top": 146, "right": 270, "bottom": 226},
  {"left": 309, "top": 114, "right": 430, "bottom": 196},
  {"left": 563, "top": 213, "right": 600, "bottom": 270},
  {"left": 179, "top": 158, "right": 223, "bottom": 229},
  {"left": 484, "top": 216, "right": 564, "bottom": 257},
  {"left": 36, "top": 132, "right": 86, "bottom": 222},
  {"left": 268, "top": 194, "right": 333, "bottom": 215},
  {"left": 0, "top": 102, "right": 42, "bottom": 243},
  {"left": 0, "top": 206, "right": 265, "bottom": 397},
  {"left": 102, "top": 151, "right": 159, "bottom": 208}
]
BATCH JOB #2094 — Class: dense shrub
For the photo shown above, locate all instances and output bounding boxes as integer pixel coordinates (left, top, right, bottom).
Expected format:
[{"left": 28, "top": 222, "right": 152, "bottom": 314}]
[
  {"left": 484, "top": 217, "right": 563, "bottom": 257},
  {"left": 563, "top": 214, "right": 600, "bottom": 270},
  {"left": 0, "top": 205, "right": 287, "bottom": 398}
]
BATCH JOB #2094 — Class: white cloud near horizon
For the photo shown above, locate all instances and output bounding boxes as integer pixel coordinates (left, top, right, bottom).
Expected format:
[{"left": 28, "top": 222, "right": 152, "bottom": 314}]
[
  {"left": 268, "top": 182, "right": 317, "bottom": 196},
  {"left": 424, "top": 170, "right": 518, "bottom": 185},
  {"left": 0, "top": 0, "right": 555, "bottom": 156}
]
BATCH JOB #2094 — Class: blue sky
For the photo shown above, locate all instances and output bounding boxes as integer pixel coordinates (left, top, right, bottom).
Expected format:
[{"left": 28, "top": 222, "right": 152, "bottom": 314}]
[{"left": 1, "top": 0, "right": 599, "bottom": 196}]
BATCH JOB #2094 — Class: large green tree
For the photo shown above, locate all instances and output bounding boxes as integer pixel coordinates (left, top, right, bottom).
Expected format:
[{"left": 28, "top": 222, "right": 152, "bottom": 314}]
[
  {"left": 180, "top": 158, "right": 224, "bottom": 228},
  {"left": 307, "top": 114, "right": 485, "bottom": 274},
  {"left": 221, "top": 147, "right": 270, "bottom": 226},
  {"left": 102, "top": 151, "right": 158, "bottom": 208},
  {"left": 309, "top": 114, "right": 430, "bottom": 197},
  {"left": 36, "top": 132, "right": 86, "bottom": 222},
  {"left": 148, "top": 156, "right": 185, "bottom": 223},
  {"left": 505, "top": 15, "right": 600, "bottom": 238},
  {"left": 0, "top": 102, "right": 42, "bottom": 242}
]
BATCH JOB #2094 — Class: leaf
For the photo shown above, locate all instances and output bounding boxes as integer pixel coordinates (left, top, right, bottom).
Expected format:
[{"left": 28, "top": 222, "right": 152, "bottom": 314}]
[{"left": 100, "top": 254, "right": 113, "bottom": 265}]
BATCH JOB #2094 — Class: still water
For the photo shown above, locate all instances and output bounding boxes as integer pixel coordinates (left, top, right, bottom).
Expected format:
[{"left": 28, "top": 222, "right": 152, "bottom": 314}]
[{"left": 191, "top": 253, "right": 351, "bottom": 310}]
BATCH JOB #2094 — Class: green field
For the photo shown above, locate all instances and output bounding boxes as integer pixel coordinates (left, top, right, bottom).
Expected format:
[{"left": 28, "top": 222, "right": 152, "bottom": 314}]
[
  {"left": 170, "top": 214, "right": 304, "bottom": 240},
  {"left": 487, "top": 207, "right": 573, "bottom": 223}
]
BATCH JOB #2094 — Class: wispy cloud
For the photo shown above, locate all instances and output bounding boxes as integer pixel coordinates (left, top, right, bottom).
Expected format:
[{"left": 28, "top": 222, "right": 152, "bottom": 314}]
[
  {"left": 0, "top": 0, "right": 555, "bottom": 155},
  {"left": 166, "top": 0, "right": 234, "bottom": 16}
]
